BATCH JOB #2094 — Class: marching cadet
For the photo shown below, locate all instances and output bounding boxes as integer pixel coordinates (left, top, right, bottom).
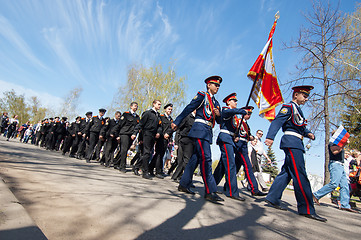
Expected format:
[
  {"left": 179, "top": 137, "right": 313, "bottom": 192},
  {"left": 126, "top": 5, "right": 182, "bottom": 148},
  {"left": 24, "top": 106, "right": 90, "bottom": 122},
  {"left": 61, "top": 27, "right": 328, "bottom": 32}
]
[
  {"left": 172, "top": 76, "right": 223, "bottom": 203},
  {"left": 171, "top": 110, "right": 196, "bottom": 182},
  {"left": 40, "top": 118, "right": 51, "bottom": 147},
  {"left": 264, "top": 85, "right": 327, "bottom": 222},
  {"left": 213, "top": 93, "right": 250, "bottom": 201},
  {"left": 69, "top": 116, "right": 82, "bottom": 158},
  {"left": 132, "top": 100, "right": 162, "bottom": 180},
  {"left": 54, "top": 117, "right": 67, "bottom": 151},
  {"left": 84, "top": 109, "right": 106, "bottom": 163},
  {"left": 62, "top": 117, "right": 80, "bottom": 156},
  {"left": 112, "top": 102, "right": 140, "bottom": 172},
  {"left": 61, "top": 121, "right": 73, "bottom": 155},
  {"left": 76, "top": 112, "right": 93, "bottom": 159},
  {"left": 100, "top": 111, "right": 121, "bottom": 167},
  {"left": 46, "top": 117, "right": 59, "bottom": 150},
  {"left": 149, "top": 103, "right": 174, "bottom": 178},
  {"left": 232, "top": 106, "right": 267, "bottom": 197}
]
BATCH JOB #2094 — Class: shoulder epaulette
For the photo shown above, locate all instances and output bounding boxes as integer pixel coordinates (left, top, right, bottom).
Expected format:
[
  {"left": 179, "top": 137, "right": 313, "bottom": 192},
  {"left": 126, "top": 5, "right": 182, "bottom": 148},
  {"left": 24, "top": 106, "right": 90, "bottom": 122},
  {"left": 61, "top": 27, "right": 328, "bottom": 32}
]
[
  {"left": 282, "top": 104, "right": 292, "bottom": 108},
  {"left": 198, "top": 91, "right": 205, "bottom": 96},
  {"left": 93, "top": 115, "right": 98, "bottom": 118},
  {"left": 222, "top": 106, "right": 230, "bottom": 109},
  {"left": 124, "top": 111, "right": 129, "bottom": 113},
  {"left": 161, "top": 114, "right": 165, "bottom": 116}
]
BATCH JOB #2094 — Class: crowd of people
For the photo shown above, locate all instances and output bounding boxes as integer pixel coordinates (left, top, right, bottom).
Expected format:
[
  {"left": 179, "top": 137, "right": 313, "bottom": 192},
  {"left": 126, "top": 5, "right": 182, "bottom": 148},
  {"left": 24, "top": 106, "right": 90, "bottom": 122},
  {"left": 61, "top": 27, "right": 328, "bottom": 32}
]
[{"left": 1, "top": 75, "right": 360, "bottom": 223}]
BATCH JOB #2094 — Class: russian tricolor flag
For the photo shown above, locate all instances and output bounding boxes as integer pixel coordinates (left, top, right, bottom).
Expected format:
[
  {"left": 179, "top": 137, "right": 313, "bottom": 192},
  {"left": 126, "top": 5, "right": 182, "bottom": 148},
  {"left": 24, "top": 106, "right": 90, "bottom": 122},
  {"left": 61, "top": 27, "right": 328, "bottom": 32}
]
[{"left": 330, "top": 125, "right": 350, "bottom": 147}]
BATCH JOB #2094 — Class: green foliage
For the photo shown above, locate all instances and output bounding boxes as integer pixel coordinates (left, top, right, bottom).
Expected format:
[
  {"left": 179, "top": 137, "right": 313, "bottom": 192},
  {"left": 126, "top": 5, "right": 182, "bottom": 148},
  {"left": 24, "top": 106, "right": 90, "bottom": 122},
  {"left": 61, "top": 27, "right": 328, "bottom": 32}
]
[
  {"left": 262, "top": 146, "right": 279, "bottom": 179},
  {"left": 0, "top": 89, "right": 49, "bottom": 125},
  {"left": 109, "top": 62, "right": 187, "bottom": 115}
]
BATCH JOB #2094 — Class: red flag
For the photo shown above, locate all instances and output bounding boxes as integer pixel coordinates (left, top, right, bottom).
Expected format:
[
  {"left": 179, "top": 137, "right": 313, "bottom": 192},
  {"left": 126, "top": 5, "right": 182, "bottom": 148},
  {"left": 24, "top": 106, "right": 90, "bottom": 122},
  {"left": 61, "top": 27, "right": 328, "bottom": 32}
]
[{"left": 247, "top": 14, "right": 283, "bottom": 121}]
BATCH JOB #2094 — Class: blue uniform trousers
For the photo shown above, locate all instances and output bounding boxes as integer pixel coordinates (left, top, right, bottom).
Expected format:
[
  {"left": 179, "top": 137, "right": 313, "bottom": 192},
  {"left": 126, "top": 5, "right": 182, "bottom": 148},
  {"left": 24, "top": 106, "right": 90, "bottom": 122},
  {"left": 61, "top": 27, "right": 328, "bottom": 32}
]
[
  {"left": 179, "top": 138, "right": 217, "bottom": 194},
  {"left": 214, "top": 141, "right": 260, "bottom": 195},
  {"left": 217, "top": 142, "right": 238, "bottom": 197},
  {"left": 235, "top": 141, "right": 260, "bottom": 195},
  {"left": 266, "top": 148, "right": 315, "bottom": 215}
]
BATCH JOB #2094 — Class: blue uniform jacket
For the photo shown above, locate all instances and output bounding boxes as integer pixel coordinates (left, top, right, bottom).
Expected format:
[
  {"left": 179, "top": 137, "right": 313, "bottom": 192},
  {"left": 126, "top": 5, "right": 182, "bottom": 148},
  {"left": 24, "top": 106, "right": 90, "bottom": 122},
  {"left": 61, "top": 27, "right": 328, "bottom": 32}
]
[
  {"left": 173, "top": 91, "right": 221, "bottom": 144},
  {"left": 216, "top": 106, "right": 247, "bottom": 147},
  {"left": 266, "top": 101, "right": 312, "bottom": 152}
]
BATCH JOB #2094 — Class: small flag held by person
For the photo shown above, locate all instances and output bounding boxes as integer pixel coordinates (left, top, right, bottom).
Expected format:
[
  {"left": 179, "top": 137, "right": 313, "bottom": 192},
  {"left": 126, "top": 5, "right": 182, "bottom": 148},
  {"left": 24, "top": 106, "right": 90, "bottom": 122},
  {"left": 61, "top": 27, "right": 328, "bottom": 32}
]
[{"left": 329, "top": 125, "right": 350, "bottom": 147}]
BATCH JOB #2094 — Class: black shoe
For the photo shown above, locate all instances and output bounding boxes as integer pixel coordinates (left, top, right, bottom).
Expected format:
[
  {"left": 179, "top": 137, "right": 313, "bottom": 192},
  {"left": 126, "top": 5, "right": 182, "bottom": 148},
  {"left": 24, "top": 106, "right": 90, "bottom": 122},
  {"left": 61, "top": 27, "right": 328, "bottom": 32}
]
[
  {"left": 142, "top": 173, "right": 153, "bottom": 180},
  {"left": 265, "top": 200, "right": 287, "bottom": 211},
  {"left": 133, "top": 168, "right": 140, "bottom": 176},
  {"left": 190, "top": 183, "right": 195, "bottom": 188},
  {"left": 205, "top": 192, "right": 224, "bottom": 203},
  {"left": 86, "top": 159, "right": 90, "bottom": 163},
  {"left": 69, "top": 154, "right": 75, "bottom": 158},
  {"left": 155, "top": 174, "right": 164, "bottom": 179},
  {"left": 227, "top": 195, "right": 246, "bottom": 201},
  {"left": 120, "top": 168, "right": 127, "bottom": 173},
  {"left": 252, "top": 191, "right": 267, "bottom": 197},
  {"left": 172, "top": 179, "right": 180, "bottom": 183},
  {"left": 178, "top": 185, "right": 195, "bottom": 195},
  {"left": 300, "top": 213, "right": 327, "bottom": 222},
  {"left": 149, "top": 172, "right": 155, "bottom": 177}
]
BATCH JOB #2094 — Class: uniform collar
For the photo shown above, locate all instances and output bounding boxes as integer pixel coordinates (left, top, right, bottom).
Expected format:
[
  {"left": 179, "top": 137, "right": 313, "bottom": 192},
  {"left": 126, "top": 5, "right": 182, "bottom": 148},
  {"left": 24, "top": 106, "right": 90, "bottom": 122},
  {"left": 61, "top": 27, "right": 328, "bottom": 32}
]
[
  {"left": 152, "top": 107, "right": 158, "bottom": 113},
  {"left": 291, "top": 100, "right": 300, "bottom": 107},
  {"left": 130, "top": 110, "right": 136, "bottom": 115}
]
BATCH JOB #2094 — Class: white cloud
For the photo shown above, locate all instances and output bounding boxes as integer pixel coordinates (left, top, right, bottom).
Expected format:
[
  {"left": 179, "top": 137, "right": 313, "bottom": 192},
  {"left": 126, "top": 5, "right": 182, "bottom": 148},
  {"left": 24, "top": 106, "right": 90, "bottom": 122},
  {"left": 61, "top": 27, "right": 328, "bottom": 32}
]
[
  {"left": 0, "top": 15, "right": 47, "bottom": 69},
  {"left": 0, "top": 79, "right": 63, "bottom": 109}
]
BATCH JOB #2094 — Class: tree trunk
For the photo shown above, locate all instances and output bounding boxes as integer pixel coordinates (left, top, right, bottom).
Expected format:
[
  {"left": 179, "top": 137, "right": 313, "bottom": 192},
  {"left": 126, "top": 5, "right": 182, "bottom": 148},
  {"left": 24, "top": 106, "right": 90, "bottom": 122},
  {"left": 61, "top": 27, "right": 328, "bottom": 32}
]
[{"left": 322, "top": 32, "right": 331, "bottom": 185}]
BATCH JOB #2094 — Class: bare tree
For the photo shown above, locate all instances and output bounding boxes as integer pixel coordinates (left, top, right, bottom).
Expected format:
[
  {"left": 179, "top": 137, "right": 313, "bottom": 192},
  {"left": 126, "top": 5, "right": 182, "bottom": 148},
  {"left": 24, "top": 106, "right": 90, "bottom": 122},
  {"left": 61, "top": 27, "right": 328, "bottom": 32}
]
[
  {"left": 284, "top": 1, "right": 359, "bottom": 184},
  {"left": 59, "top": 87, "right": 83, "bottom": 121}
]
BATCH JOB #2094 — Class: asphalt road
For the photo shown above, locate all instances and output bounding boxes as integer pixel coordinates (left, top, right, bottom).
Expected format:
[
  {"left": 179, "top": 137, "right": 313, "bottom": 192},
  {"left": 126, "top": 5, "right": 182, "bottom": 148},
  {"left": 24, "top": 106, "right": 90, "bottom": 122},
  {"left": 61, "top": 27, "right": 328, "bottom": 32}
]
[{"left": 0, "top": 137, "right": 360, "bottom": 240}]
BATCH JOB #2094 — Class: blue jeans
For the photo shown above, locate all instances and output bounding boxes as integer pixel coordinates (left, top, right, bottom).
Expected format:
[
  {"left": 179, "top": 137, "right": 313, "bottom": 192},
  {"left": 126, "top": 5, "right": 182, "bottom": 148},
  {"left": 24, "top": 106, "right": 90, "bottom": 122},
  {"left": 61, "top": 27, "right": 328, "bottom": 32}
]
[{"left": 313, "top": 161, "right": 350, "bottom": 209}]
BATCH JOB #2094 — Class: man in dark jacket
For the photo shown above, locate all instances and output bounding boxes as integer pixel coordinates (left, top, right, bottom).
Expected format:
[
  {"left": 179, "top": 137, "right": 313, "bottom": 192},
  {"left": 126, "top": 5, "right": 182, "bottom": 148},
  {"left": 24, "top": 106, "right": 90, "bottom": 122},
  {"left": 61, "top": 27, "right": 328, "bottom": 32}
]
[
  {"left": 100, "top": 111, "right": 121, "bottom": 167},
  {"left": 132, "top": 100, "right": 162, "bottom": 180},
  {"left": 76, "top": 112, "right": 92, "bottom": 159},
  {"left": 84, "top": 109, "right": 106, "bottom": 163},
  {"left": 112, "top": 102, "right": 140, "bottom": 172},
  {"left": 149, "top": 103, "right": 174, "bottom": 178}
]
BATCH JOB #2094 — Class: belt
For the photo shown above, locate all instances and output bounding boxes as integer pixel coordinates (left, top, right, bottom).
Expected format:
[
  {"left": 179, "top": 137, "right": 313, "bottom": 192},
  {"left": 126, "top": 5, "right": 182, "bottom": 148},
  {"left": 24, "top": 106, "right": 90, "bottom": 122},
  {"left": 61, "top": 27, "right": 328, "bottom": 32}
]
[
  {"left": 238, "top": 137, "right": 248, "bottom": 142},
  {"left": 195, "top": 119, "right": 212, "bottom": 127},
  {"left": 220, "top": 129, "right": 235, "bottom": 136},
  {"left": 284, "top": 131, "right": 303, "bottom": 140}
]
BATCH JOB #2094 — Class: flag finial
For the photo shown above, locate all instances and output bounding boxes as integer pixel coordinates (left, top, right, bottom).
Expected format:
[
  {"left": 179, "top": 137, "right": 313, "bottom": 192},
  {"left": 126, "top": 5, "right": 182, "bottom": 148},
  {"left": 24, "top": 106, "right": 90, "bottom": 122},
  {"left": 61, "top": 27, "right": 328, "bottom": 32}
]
[{"left": 275, "top": 11, "right": 280, "bottom": 21}]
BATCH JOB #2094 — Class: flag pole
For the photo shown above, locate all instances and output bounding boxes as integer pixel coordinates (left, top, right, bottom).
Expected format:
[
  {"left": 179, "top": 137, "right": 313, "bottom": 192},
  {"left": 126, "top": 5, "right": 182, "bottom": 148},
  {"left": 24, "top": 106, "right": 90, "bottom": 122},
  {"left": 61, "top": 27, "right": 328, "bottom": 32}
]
[{"left": 236, "top": 12, "right": 279, "bottom": 138}]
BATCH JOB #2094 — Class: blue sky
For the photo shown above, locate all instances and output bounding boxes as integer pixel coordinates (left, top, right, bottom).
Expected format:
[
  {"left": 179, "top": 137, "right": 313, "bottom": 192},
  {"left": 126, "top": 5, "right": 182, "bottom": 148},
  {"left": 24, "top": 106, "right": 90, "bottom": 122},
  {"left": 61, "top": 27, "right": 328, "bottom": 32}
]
[{"left": 0, "top": 0, "right": 358, "bottom": 177}]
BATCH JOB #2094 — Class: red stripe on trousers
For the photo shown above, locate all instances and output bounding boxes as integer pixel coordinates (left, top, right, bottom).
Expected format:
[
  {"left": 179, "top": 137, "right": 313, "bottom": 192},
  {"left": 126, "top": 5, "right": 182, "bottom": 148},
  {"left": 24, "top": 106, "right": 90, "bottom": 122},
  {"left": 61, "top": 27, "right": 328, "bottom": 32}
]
[
  {"left": 240, "top": 153, "right": 255, "bottom": 194},
  {"left": 289, "top": 148, "right": 311, "bottom": 215},
  {"left": 224, "top": 143, "right": 232, "bottom": 196},
  {"left": 198, "top": 139, "right": 210, "bottom": 194}
]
